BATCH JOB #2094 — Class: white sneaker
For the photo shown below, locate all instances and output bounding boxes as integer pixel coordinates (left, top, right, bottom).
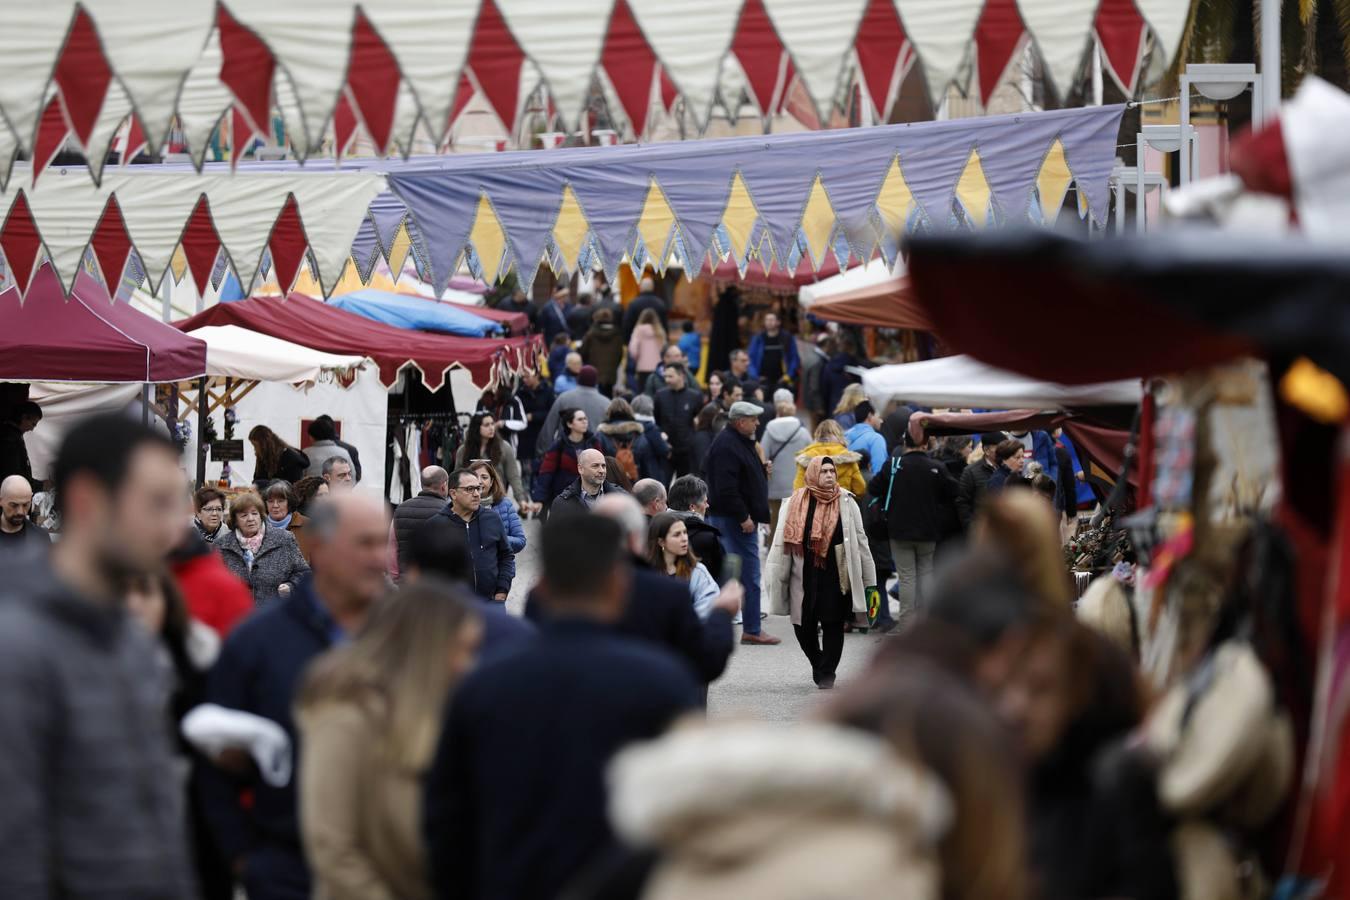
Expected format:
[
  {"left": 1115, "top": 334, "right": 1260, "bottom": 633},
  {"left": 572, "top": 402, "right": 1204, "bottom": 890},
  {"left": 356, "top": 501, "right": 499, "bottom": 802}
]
[{"left": 732, "top": 613, "right": 743, "bottom": 625}]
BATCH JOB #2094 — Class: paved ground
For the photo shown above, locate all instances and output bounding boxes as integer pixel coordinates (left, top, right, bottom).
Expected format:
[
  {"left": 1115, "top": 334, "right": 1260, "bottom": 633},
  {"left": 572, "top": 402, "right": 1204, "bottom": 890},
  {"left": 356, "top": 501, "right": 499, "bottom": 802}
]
[{"left": 506, "top": 517, "right": 889, "bottom": 723}]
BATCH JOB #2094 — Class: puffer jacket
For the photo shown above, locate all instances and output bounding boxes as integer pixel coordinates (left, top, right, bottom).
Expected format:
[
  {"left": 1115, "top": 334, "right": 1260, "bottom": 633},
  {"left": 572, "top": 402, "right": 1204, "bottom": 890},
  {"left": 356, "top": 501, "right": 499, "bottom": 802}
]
[
  {"left": 216, "top": 526, "right": 311, "bottom": 605},
  {"left": 635, "top": 415, "right": 672, "bottom": 484},
  {"left": 607, "top": 722, "right": 949, "bottom": 900},
  {"left": 492, "top": 498, "right": 527, "bottom": 553},
  {"left": 792, "top": 442, "right": 866, "bottom": 496},
  {"left": 597, "top": 419, "right": 657, "bottom": 481}
]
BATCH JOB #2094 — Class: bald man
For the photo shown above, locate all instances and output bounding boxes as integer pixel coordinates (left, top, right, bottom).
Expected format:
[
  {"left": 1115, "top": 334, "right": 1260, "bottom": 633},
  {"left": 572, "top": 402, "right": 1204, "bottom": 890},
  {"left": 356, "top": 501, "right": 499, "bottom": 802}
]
[
  {"left": 551, "top": 447, "right": 626, "bottom": 515},
  {"left": 0, "top": 473, "right": 49, "bottom": 555},
  {"left": 631, "top": 478, "right": 667, "bottom": 517},
  {"left": 200, "top": 491, "right": 390, "bottom": 899},
  {"left": 389, "top": 465, "right": 451, "bottom": 581}
]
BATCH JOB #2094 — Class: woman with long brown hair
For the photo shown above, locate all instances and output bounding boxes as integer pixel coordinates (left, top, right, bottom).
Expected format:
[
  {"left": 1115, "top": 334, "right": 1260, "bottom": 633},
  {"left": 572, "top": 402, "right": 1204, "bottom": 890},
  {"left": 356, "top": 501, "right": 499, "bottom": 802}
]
[
  {"left": 296, "top": 582, "right": 483, "bottom": 900},
  {"left": 647, "top": 512, "right": 720, "bottom": 620},
  {"left": 248, "top": 425, "right": 309, "bottom": 486},
  {"left": 454, "top": 410, "right": 527, "bottom": 507}
]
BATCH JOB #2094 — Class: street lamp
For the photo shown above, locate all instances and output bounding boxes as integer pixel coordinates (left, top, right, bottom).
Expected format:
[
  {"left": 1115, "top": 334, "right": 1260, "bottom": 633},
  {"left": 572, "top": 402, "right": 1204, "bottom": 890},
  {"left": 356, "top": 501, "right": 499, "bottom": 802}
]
[
  {"left": 1138, "top": 124, "right": 1199, "bottom": 189},
  {"left": 1180, "top": 63, "right": 1264, "bottom": 199},
  {"left": 1111, "top": 165, "right": 1168, "bottom": 233}
]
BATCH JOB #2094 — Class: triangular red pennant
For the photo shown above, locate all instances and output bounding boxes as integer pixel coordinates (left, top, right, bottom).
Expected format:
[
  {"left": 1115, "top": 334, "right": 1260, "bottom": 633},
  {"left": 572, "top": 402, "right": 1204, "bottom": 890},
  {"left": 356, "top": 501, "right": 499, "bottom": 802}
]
[
  {"left": 854, "top": 0, "right": 907, "bottom": 119},
  {"left": 181, "top": 197, "right": 223, "bottom": 293},
  {"left": 32, "top": 98, "right": 69, "bottom": 186},
  {"left": 268, "top": 195, "right": 309, "bottom": 295},
  {"left": 449, "top": 71, "right": 475, "bottom": 133},
  {"left": 53, "top": 8, "right": 114, "bottom": 149},
  {"left": 334, "top": 94, "right": 359, "bottom": 160},
  {"left": 89, "top": 197, "right": 134, "bottom": 294},
  {"left": 218, "top": 4, "right": 276, "bottom": 137},
  {"left": 123, "top": 115, "right": 148, "bottom": 163},
  {"left": 465, "top": 0, "right": 527, "bottom": 132},
  {"left": 1095, "top": 0, "right": 1146, "bottom": 95},
  {"left": 731, "top": 0, "right": 791, "bottom": 117},
  {"left": 346, "top": 10, "right": 401, "bottom": 153},
  {"left": 659, "top": 68, "right": 678, "bottom": 113},
  {"left": 601, "top": 0, "right": 659, "bottom": 137},
  {"left": 0, "top": 191, "right": 44, "bottom": 296},
  {"left": 230, "top": 106, "right": 255, "bottom": 169},
  {"left": 975, "top": 0, "right": 1024, "bottom": 106}
]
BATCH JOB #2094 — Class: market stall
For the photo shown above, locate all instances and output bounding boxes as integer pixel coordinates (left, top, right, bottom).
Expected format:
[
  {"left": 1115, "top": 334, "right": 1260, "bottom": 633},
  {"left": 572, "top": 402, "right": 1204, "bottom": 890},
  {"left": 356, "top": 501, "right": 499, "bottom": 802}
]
[
  {"left": 0, "top": 264, "right": 207, "bottom": 383},
  {"left": 807, "top": 275, "right": 931, "bottom": 331},
  {"left": 327, "top": 288, "right": 506, "bottom": 337},
  {"left": 174, "top": 325, "right": 385, "bottom": 494},
  {"left": 174, "top": 292, "right": 538, "bottom": 394}
]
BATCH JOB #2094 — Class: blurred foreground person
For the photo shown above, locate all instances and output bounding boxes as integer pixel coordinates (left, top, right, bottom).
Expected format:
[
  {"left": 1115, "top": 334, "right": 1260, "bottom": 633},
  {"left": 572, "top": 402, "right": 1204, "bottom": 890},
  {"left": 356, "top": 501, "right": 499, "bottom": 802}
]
[
  {"left": 601, "top": 717, "right": 952, "bottom": 900},
  {"left": 766, "top": 456, "right": 876, "bottom": 688},
  {"left": 0, "top": 414, "right": 197, "bottom": 897},
  {"left": 198, "top": 493, "right": 389, "bottom": 900},
  {"left": 297, "top": 583, "right": 482, "bottom": 900},
  {"left": 0, "top": 472, "right": 50, "bottom": 556},
  {"left": 403, "top": 520, "right": 535, "bottom": 664},
  {"left": 170, "top": 522, "right": 255, "bottom": 637},
  {"left": 425, "top": 513, "right": 700, "bottom": 900},
  {"left": 925, "top": 549, "right": 1172, "bottom": 900}
]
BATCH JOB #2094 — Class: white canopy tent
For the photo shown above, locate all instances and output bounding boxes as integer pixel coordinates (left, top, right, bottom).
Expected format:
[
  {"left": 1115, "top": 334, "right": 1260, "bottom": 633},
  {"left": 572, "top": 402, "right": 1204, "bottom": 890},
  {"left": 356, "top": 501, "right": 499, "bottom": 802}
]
[
  {"left": 861, "top": 354, "right": 1141, "bottom": 410},
  {"left": 26, "top": 325, "right": 389, "bottom": 496},
  {"left": 798, "top": 257, "right": 900, "bottom": 307}
]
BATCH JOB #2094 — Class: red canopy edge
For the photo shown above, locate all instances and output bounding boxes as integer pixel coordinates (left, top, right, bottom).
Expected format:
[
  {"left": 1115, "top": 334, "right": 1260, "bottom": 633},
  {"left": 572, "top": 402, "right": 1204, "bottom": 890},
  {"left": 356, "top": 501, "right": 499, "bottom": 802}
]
[
  {"left": 0, "top": 265, "right": 207, "bottom": 383},
  {"left": 174, "top": 293, "right": 539, "bottom": 391}
]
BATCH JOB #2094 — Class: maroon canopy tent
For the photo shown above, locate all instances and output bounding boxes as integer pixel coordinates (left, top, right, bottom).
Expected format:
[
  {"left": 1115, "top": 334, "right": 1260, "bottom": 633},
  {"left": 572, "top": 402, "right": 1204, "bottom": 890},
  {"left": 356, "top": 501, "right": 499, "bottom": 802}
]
[
  {"left": 175, "top": 293, "right": 538, "bottom": 390},
  {"left": 0, "top": 265, "right": 207, "bottom": 383}
]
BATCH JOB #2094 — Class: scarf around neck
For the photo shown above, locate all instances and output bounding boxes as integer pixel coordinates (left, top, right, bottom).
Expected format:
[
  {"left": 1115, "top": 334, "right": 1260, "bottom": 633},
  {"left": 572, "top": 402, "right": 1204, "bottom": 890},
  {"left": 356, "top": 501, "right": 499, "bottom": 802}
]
[
  {"left": 236, "top": 528, "right": 265, "bottom": 569},
  {"left": 268, "top": 513, "right": 293, "bottom": 530},
  {"left": 783, "top": 456, "right": 842, "bottom": 567}
]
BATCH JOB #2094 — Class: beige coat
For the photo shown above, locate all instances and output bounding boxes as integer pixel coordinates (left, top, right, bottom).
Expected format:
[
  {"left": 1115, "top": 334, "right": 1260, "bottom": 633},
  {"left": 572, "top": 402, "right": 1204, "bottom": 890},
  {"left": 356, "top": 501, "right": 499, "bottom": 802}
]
[
  {"left": 764, "top": 489, "right": 877, "bottom": 619},
  {"left": 297, "top": 700, "right": 432, "bottom": 900},
  {"left": 609, "top": 722, "right": 950, "bottom": 900}
]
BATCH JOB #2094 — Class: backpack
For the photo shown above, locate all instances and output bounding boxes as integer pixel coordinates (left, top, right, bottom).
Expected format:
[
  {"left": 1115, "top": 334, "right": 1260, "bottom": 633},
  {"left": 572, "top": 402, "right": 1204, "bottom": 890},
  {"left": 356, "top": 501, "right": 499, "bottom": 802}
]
[
  {"left": 864, "top": 455, "right": 903, "bottom": 543},
  {"left": 613, "top": 434, "right": 640, "bottom": 482}
]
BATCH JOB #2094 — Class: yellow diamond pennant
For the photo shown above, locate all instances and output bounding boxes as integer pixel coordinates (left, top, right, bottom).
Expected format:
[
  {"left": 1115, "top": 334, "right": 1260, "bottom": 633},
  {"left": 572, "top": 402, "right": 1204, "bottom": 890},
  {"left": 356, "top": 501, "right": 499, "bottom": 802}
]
[
  {"left": 875, "top": 156, "right": 914, "bottom": 235},
  {"left": 636, "top": 179, "right": 678, "bottom": 267},
  {"left": 468, "top": 194, "right": 508, "bottom": 285},
  {"left": 551, "top": 185, "right": 589, "bottom": 272},
  {"left": 387, "top": 222, "right": 413, "bottom": 281},
  {"left": 1036, "top": 139, "right": 1074, "bottom": 224},
  {"left": 955, "top": 149, "right": 992, "bottom": 228},
  {"left": 170, "top": 244, "right": 189, "bottom": 284},
  {"left": 720, "top": 171, "right": 759, "bottom": 262},
  {"left": 799, "top": 175, "right": 836, "bottom": 268}
]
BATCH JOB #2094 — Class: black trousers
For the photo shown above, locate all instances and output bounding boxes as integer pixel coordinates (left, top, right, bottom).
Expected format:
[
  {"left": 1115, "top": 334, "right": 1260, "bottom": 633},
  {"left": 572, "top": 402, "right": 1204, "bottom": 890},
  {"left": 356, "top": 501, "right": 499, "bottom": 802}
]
[{"left": 793, "top": 609, "right": 844, "bottom": 681}]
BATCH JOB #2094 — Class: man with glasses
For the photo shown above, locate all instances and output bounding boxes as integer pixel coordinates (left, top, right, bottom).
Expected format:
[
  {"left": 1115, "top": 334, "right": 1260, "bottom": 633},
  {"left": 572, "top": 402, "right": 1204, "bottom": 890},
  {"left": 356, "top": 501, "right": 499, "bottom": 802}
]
[
  {"left": 431, "top": 468, "right": 515, "bottom": 602},
  {"left": 194, "top": 486, "right": 228, "bottom": 543}
]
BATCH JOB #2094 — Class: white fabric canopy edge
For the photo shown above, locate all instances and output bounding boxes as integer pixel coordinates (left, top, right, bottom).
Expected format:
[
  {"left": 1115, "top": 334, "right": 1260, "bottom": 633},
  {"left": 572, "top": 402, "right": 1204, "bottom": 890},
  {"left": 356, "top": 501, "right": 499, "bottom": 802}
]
[
  {"left": 861, "top": 354, "right": 1141, "bottom": 410},
  {"left": 185, "top": 324, "right": 369, "bottom": 385}
]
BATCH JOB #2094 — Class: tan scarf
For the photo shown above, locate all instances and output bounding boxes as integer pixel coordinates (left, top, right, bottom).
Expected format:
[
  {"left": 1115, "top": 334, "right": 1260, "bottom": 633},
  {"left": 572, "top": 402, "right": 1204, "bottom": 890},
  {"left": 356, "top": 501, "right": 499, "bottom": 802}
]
[{"left": 783, "top": 456, "right": 841, "bottom": 567}]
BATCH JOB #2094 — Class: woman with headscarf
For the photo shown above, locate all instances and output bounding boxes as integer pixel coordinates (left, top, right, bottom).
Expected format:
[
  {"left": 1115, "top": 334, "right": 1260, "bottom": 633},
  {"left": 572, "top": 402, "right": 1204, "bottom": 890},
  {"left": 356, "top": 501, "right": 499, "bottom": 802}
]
[{"left": 766, "top": 456, "right": 876, "bottom": 689}]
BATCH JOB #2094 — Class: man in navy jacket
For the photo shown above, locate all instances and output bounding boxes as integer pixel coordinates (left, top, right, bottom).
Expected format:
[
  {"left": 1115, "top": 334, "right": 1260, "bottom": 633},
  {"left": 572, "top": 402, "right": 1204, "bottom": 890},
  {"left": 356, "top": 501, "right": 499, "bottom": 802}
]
[
  {"left": 197, "top": 494, "right": 389, "bottom": 900},
  {"left": 430, "top": 467, "right": 515, "bottom": 601},
  {"left": 425, "top": 513, "right": 699, "bottom": 900},
  {"left": 746, "top": 311, "right": 800, "bottom": 385}
]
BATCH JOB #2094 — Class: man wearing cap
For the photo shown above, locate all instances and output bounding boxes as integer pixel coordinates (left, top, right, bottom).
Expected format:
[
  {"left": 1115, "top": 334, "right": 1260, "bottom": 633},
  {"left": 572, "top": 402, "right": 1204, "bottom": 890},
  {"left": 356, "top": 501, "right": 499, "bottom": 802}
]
[
  {"left": 536, "top": 365, "right": 612, "bottom": 457},
  {"left": 956, "top": 432, "right": 1006, "bottom": 530},
  {"left": 704, "top": 400, "right": 780, "bottom": 645}
]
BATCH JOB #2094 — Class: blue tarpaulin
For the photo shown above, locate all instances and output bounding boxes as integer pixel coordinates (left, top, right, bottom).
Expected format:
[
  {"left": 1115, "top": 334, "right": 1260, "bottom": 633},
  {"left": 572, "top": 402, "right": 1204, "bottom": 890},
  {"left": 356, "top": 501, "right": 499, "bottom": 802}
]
[{"left": 328, "top": 289, "right": 503, "bottom": 337}]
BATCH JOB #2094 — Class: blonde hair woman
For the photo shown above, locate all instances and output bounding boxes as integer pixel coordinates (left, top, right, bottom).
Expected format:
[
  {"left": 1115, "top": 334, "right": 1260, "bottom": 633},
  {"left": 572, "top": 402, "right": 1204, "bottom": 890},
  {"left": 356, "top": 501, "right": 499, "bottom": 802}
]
[
  {"left": 833, "top": 383, "right": 868, "bottom": 429},
  {"left": 296, "top": 582, "right": 482, "bottom": 900},
  {"left": 793, "top": 419, "right": 866, "bottom": 496}
]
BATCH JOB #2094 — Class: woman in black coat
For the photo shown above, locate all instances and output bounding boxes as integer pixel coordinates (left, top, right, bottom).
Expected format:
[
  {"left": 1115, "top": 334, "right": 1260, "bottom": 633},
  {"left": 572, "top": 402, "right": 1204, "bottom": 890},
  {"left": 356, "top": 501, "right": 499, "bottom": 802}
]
[{"left": 248, "top": 425, "right": 309, "bottom": 486}]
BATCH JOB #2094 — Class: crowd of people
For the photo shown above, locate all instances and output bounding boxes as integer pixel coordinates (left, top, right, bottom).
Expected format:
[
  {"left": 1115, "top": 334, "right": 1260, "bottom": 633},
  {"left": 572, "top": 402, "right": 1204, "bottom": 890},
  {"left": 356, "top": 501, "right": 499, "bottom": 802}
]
[{"left": 0, "top": 278, "right": 1208, "bottom": 900}]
